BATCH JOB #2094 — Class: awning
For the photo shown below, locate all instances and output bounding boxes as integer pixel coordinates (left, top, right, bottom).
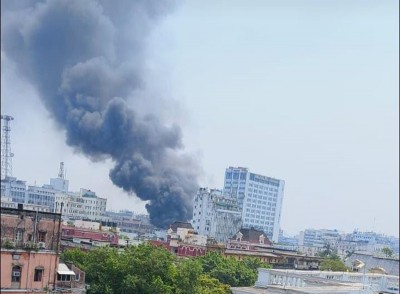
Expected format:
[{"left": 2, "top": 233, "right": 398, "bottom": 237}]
[{"left": 57, "top": 263, "right": 75, "bottom": 275}]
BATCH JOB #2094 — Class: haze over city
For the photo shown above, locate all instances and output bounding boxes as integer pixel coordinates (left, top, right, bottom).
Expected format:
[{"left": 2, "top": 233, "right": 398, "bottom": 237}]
[{"left": 1, "top": 0, "right": 398, "bottom": 237}]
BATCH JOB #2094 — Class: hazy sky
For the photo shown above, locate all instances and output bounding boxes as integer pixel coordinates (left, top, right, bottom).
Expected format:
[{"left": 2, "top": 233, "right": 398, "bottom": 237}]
[{"left": 1, "top": 0, "right": 398, "bottom": 236}]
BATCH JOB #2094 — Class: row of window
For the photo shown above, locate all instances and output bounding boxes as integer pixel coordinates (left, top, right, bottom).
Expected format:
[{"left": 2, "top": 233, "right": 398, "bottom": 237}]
[
  {"left": 11, "top": 266, "right": 43, "bottom": 283},
  {"left": 225, "top": 172, "right": 247, "bottom": 180},
  {"left": 14, "top": 229, "right": 47, "bottom": 242},
  {"left": 11, "top": 266, "right": 79, "bottom": 283}
]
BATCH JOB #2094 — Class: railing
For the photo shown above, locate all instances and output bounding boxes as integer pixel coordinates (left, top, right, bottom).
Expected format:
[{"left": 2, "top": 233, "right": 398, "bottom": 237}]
[
  {"left": 255, "top": 268, "right": 399, "bottom": 293},
  {"left": 0, "top": 238, "right": 54, "bottom": 251}
]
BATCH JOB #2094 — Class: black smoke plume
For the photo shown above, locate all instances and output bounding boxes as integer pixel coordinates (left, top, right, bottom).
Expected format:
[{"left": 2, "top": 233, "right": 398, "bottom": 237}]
[{"left": 2, "top": 0, "right": 199, "bottom": 228}]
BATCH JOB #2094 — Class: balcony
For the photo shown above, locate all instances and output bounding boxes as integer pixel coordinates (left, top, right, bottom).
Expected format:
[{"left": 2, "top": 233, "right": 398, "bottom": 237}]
[{"left": 1, "top": 238, "right": 50, "bottom": 251}]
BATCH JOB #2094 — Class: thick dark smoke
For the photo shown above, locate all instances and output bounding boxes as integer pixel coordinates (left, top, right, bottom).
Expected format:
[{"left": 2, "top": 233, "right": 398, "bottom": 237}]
[{"left": 2, "top": 0, "right": 200, "bottom": 228}]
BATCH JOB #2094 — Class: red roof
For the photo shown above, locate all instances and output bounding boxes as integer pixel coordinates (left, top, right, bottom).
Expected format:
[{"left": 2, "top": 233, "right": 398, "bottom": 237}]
[{"left": 62, "top": 226, "right": 119, "bottom": 245}]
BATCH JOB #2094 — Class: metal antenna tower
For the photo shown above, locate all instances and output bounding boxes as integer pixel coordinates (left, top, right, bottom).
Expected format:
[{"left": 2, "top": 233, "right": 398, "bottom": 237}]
[
  {"left": 1, "top": 115, "right": 14, "bottom": 179},
  {"left": 58, "top": 162, "right": 65, "bottom": 179}
]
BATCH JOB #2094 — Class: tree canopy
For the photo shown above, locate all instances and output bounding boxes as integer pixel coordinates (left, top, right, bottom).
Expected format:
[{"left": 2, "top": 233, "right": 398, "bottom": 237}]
[
  {"left": 61, "top": 245, "right": 270, "bottom": 294},
  {"left": 319, "top": 256, "right": 349, "bottom": 272}
]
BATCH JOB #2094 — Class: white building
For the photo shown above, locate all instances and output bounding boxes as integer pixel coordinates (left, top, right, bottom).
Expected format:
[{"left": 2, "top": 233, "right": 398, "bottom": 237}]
[
  {"left": 26, "top": 184, "right": 57, "bottom": 212},
  {"left": 50, "top": 176, "right": 69, "bottom": 193},
  {"left": 298, "top": 228, "right": 341, "bottom": 247},
  {"left": 80, "top": 188, "right": 107, "bottom": 221},
  {"left": 0, "top": 177, "right": 27, "bottom": 203},
  {"left": 191, "top": 188, "right": 242, "bottom": 243},
  {"left": 54, "top": 189, "right": 107, "bottom": 221},
  {"left": 1, "top": 197, "right": 50, "bottom": 212},
  {"left": 223, "top": 167, "right": 285, "bottom": 243},
  {"left": 54, "top": 191, "right": 86, "bottom": 220}
]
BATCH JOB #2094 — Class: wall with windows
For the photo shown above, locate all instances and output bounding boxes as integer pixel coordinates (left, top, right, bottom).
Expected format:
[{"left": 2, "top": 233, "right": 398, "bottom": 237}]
[
  {"left": 191, "top": 187, "right": 242, "bottom": 243},
  {"left": 0, "top": 250, "right": 59, "bottom": 291},
  {"left": 1, "top": 177, "right": 27, "bottom": 204},
  {"left": 223, "top": 166, "right": 285, "bottom": 243},
  {"left": 26, "top": 185, "right": 56, "bottom": 213},
  {"left": 0, "top": 207, "right": 61, "bottom": 251}
]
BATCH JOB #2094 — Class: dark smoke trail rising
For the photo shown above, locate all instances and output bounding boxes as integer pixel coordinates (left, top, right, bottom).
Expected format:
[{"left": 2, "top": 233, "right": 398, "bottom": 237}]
[{"left": 1, "top": 0, "right": 199, "bottom": 228}]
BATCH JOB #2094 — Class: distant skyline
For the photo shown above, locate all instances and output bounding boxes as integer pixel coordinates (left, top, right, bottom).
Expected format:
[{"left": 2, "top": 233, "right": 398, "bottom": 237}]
[{"left": 1, "top": 0, "right": 398, "bottom": 236}]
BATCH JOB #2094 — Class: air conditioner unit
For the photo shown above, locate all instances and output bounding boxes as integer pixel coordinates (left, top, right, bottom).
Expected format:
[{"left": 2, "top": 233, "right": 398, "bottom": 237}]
[
  {"left": 23, "top": 242, "right": 33, "bottom": 248},
  {"left": 13, "top": 271, "right": 21, "bottom": 277},
  {"left": 38, "top": 242, "right": 46, "bottom": 248}
]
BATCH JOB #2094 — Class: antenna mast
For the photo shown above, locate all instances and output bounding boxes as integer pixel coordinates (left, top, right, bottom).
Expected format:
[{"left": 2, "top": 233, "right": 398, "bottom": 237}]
[
  {"left": 58, "top": 162, "right": 65, "bottom": 179},
  {"left": 1, "top": 115, "right": 14, "bottom": 179}
]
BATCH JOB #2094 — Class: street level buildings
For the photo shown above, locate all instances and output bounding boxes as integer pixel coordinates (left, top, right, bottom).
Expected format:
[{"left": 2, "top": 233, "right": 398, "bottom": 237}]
[{"left": 223, "top": 167, "right": 285, "bottom": 242}]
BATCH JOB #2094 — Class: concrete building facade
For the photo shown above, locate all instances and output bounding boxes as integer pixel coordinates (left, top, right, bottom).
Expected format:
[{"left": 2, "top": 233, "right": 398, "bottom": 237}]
[
  {"left": 223, "top": 167, "right": 285, "bottom": 242},
  {"left": 1, "top": 177, "right": 27, "bottom": 204},
  {"left": 191, "top": 188, "right": 242, "bottom": 243},
  {"left": 0, "top": 206, "right": 86, "bottom": 293},
  {"left": 298, "top": 228, "right": 341, "bottom": 248},
  {"left": 1, "top": 206, "right": 60, "bottom": 292}
]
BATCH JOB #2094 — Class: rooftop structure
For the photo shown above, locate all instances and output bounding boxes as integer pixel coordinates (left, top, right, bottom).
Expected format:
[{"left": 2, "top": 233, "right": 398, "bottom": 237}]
[
  {"left": 232, "top": 268, "right": 399, "bottom": 294},
  {"left": 345, "top": 252, "right": 400, "bottom": 276}
]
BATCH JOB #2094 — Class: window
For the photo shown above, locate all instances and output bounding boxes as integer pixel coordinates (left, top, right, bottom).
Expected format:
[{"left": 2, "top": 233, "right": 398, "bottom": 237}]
[
  {"left": 38, "top": 232, "right": 46, "bottom": 242},
  {"left": 15, "top": 229, "right": 23, "bottom": 242},
  {"left": 34, "top": 268, "right": 44, "bottom": 282},
  {"left": 57, "top": 274, "right": 71, "bottom": 281},
  {"left": 12, "top": 266, "right": 21, "bottom": 282},
  {"left": 75, "top": 274, "right": 80, "bottom": 281}
]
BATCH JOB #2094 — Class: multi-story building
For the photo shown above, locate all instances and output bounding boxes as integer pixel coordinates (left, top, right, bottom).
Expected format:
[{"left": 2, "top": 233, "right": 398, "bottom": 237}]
[
  {"left": 298, "top": 229, "right": 341, "bottom": 248},
  {"left": 191, "top": 188, "right": 242, "bottom": 243},
  {"left": 49, "top": 176, "right": 69, "bottom": 193},
  {"left": 26, "top": 184, "right": 57, "bottom": 212},
  {"left": 0, "top": 205, "right": 85, "bottom": 293},
  {"left": 1, "top": 197, "right": 50, "bottom": 212},
  {"left": 54, "top": 192, "right": 86, "bottom": 220},
  {"left": 1, "top": 164, "right": 108, "bottom": 222},
  {"left": 223, "top": 167, "right": 285, "bottom": 242},
  {"left": 344, "top": 230, "right": 399, "bottom": 256},
  {"left": 80, "top": 189, "right": 107, "bottom": 221},
  {"left": 54, "top": 189, "right": 107, "bottom": 222},
  {"left": 1, "top": 177, "right": 27, "bottom": 203}
]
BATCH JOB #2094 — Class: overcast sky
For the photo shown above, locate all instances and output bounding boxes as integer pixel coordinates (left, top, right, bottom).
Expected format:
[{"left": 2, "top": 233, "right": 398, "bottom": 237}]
[{"left": 1, "top": 0, "right": 398, "bottom": 237}]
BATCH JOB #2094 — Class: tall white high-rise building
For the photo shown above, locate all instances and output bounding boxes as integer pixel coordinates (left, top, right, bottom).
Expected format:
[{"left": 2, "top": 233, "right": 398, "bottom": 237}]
[
  {"left": 223, "top": 166, "right": 285, "bottom": 243},
  {"left": 191, "top": 188, "right": 242, "bottom": 243}
]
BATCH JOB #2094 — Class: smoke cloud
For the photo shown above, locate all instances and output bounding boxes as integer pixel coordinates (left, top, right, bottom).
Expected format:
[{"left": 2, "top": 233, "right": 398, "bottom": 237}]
[{"left": 1, "top": 0, "right": 199, "bottom": 228}]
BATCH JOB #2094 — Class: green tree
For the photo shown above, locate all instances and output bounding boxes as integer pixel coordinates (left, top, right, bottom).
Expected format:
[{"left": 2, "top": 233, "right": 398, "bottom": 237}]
[
  {"left": 60, "top": 247, "right": 88, "bottom": 271},
  {"left": 60, "top": 245, "right": 264, "bottom": 293},
  {"left": 319, "top": 256, "right": 348, "bottom": 272},
  {"left": 199, "top": 252, "right": 268, "bottom": 287},
  {"left": 196, "top": 275, "right": 231, "bottom": 294},
  {"left": 242, "top": 257, "right": 272, "bottom": 272},
  {"left": 318, "top": 243, "right": 339, "bottom": 259},
  {"left": 175, "top": 259, "right": 202, "bottom": 294},
  {"left": 381, "top": 247, "right": 394, "bottom": 258}
]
